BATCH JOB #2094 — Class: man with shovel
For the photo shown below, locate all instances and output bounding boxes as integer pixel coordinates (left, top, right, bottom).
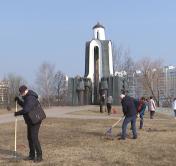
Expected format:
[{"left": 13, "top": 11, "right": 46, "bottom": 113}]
[{"left": 14, "top": 85, "right": 43, "bottom": 163}]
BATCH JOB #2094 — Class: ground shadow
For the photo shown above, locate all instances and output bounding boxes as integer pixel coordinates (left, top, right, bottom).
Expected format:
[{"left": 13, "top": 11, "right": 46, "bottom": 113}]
[
  {"left": 146, "top": 128, "right": 168, "bottom": 132},
  {"left": 85, "top": 131, "right": 103, "bottom": 137},
  {"left": 80, "top": 130, "right": 134, "bottom": 141},
  {"left": 0, "top": 147, "right": 25, "bottom": 160}
]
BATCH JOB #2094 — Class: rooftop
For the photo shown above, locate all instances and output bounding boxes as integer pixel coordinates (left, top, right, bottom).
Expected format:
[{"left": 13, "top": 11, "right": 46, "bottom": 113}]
[{"left": 92, "top": 22, "right": 105, "bottom": 29}]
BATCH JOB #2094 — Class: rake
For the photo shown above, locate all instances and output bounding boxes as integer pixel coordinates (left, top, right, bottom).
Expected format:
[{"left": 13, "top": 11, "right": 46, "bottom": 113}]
[{"left": 105, "top": 116, "right": 125, "bottom": 136}]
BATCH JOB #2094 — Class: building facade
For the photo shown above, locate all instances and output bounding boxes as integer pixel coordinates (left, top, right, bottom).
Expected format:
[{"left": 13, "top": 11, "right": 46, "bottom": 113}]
[
  {"left": 0, "top": 81, "right": 9, "bottom": 107},
  {"left": 127, "top": 66, "right": 176, "bottom": 106}
]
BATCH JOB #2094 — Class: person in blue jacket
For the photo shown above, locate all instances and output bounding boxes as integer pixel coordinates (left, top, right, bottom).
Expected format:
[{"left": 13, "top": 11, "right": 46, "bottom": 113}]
[{"left": 137, "top": 97, "right": 147, "bottom": 129}]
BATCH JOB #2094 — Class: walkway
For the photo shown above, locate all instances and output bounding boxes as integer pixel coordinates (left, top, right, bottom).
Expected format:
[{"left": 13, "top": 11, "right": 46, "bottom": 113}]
[
  {"left": 0, "top": 106, "right": 173, "bottom": 124},
  {"left": 0, "top": 106, "right": 118, "bottom": 124}
]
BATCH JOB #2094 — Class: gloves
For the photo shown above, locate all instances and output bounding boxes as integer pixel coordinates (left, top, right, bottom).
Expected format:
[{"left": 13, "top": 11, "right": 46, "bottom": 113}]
[
  {"left": 14, "top": 111, "right": 22, "bottom": 116},
  {"left": 14, "top": 96, "right": 19, "bottom": 102}
]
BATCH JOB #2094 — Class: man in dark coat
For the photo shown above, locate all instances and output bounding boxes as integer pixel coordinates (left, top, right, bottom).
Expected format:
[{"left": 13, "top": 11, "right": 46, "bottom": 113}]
[
  {"left": 14, "top": 85, "right": 43, "bottom": 162},
  {"left": 119, "top": 93, "right": 137, "bottom": 140},
  {"left": 100, "top": 94, "right": 105, "bottom": 113}
]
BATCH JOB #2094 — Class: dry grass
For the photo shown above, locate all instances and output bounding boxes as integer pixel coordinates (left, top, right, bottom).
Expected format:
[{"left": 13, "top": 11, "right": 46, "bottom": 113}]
[
  {"left": 0, "top": 111, "right": 176, "bottom": 166},
  {"left": 68, "top": 106, "right": 122, "bottom": 116},
  {"left": 0, "top": 108, "right": 13, "bottom": 115}
]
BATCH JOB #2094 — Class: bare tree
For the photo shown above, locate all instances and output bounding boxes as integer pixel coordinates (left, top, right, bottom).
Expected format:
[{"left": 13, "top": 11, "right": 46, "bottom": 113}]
[
  {"left": 35, "top": 62, "right": 55, "bottom": 107},
  {"left": 112, "top": 43, "right": 123, "bottom": 72},
  {"left": 4, "top": 73, "right": 27, "bottom": 106},
  {"left": 137, "top": 57, "right": 163, "bottom": 106},
  {"left": 112, "top": 43, "right": 137, "bottom": 92},
  {"left": 53, "top": 70, "right": 67, "bottom": 105},
  {"left": 122, "top": 54, "right": 137, "bottom": 92},
  {"left": 112, "top": 43, "right": 135, "bottom": 73},
  {"left": 122, "top": 55, "right": 136, "bottom": 73}
]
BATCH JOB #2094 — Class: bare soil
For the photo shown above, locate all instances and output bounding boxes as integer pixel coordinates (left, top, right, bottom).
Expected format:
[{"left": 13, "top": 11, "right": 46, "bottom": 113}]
[{"left": 0, "top": 108, "right": 13, "bottom": 115}]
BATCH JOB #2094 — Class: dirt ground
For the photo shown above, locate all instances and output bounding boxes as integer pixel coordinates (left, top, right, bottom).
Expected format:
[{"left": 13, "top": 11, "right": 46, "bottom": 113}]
[
  {"left": 0, "top": 110, "right": 176, "bottom": 166},
  {"left": 0, "top": 108, "right": 13, "bottom": 115}
]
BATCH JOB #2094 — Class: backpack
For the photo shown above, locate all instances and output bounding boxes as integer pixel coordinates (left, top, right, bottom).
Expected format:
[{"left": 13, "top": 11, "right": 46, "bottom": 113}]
[{"left": 28, "top": 101, "right": 46, "bottom": 124}]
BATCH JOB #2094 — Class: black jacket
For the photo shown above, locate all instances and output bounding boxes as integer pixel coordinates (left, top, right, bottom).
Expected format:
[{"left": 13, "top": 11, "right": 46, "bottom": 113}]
[
  {"left": 121, "top": 96, "right": 137, "bottom": 117},
  {"left": 17, "top": 90, "right": 39, "bottom": 124}
]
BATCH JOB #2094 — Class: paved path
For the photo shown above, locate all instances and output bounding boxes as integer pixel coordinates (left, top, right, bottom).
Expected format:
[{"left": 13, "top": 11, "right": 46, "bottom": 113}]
[
  {"left": 0, "top": 106, "right": 120, "bottom": 124},
  {"left": 0, "top": 106, "right": 174, "bottom": 124}
]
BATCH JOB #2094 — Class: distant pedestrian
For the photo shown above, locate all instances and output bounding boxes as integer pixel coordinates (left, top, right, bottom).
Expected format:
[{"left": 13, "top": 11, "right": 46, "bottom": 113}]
[
  {"left": 148, "top": 96, "right": 156, "bottom": 119},
  {"left": 119, "top": 93, "right": 137, "bottom": 140},
  {"left": 172, "top": 98, "right": 176, "bottom": 119},
  {"left": 107, "top": 96, "right": 113, "bottom": 115},
  {"left": 100, "top": 94, "right": 105, "bottom": 113},
  {"left": 145, "top": 98, "right": 149, "bottom": 112},
  {"left": 137, "top": 97, "right": 147, "bottom": 129}
]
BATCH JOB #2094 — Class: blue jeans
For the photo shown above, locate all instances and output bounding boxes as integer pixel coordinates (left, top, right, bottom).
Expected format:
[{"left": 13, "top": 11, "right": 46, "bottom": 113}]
[
  {"left": 140, "top": 114, "right": 144, "bottom": 129},
  {"left": 121, "top": 116, "right": 137, "bottom": 139}
]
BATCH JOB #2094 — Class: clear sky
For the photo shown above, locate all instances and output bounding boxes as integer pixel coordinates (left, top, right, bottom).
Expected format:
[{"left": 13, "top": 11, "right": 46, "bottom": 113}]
[{"left": 0, "top": 0, "right": 176, "bottom": 85}]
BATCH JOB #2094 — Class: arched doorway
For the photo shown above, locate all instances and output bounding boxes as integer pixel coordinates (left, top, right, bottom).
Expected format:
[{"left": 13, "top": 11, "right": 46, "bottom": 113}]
[{"left": 94, "top": 46, "right": 99, "bottom": 104}]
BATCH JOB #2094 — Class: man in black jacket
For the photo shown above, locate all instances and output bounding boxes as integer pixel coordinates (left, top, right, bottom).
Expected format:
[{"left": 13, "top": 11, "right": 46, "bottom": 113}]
[
  {"left": 14, "top": 85, "right": 43, "bottom": 162},
  {"left": 119, "top": 93, "right": 137, "bottom": 140}
]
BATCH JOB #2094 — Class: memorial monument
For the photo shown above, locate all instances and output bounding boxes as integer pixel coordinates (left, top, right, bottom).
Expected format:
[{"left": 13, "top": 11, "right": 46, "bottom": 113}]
[{"left": 67, "top": 23, "right": 124, "bottom": 105}]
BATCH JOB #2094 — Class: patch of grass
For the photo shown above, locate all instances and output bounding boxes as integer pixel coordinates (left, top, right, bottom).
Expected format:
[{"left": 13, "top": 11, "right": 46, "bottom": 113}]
[
  {"left": 0, "top": 112, "right": 176, "bottom": 166},
  {"left": 0, "top": 108, "right": 12, "bottom": 115},
  {"left": 68, "top": 106, "right": 123, "bottom": 116}
]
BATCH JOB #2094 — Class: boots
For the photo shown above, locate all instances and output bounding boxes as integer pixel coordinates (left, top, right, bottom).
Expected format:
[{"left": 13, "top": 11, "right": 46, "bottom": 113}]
[
  {"left": 23, "top": 155, "right": 35, "bottom": 160},
  {"left": 34, "top": 156, "right": 43, "bottom": 163}
]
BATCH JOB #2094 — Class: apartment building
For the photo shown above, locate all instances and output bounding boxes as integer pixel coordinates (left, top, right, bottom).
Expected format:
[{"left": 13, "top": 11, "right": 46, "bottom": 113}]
[{"left": 0, "top": 81, "right": 9, "bottom": 107}]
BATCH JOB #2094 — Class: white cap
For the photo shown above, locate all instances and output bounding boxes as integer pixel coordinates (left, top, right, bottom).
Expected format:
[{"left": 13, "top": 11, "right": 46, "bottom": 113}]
[{"left": 120, "top": 94, "right": 125, "bottom": 99}]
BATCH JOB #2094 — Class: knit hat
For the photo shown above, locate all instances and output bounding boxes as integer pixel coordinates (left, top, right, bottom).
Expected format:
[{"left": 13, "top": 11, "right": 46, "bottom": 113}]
[
  {"left": 120, "top": 94, "right": 125, "bottom": 99},
  {"left": 19, "top": 85, "right": 28, "bottom": 94}
]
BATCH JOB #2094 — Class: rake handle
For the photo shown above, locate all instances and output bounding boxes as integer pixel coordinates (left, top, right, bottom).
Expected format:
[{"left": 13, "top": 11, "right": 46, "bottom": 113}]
[
  {"left": 111, "top": 116, "right": 125, "bottom": 128},
  {"left": 14, "top": 102, "right": 18, "bottom": 155},
  {"left": 105, "top": 116, "right": 125, "bottom": 133}
]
